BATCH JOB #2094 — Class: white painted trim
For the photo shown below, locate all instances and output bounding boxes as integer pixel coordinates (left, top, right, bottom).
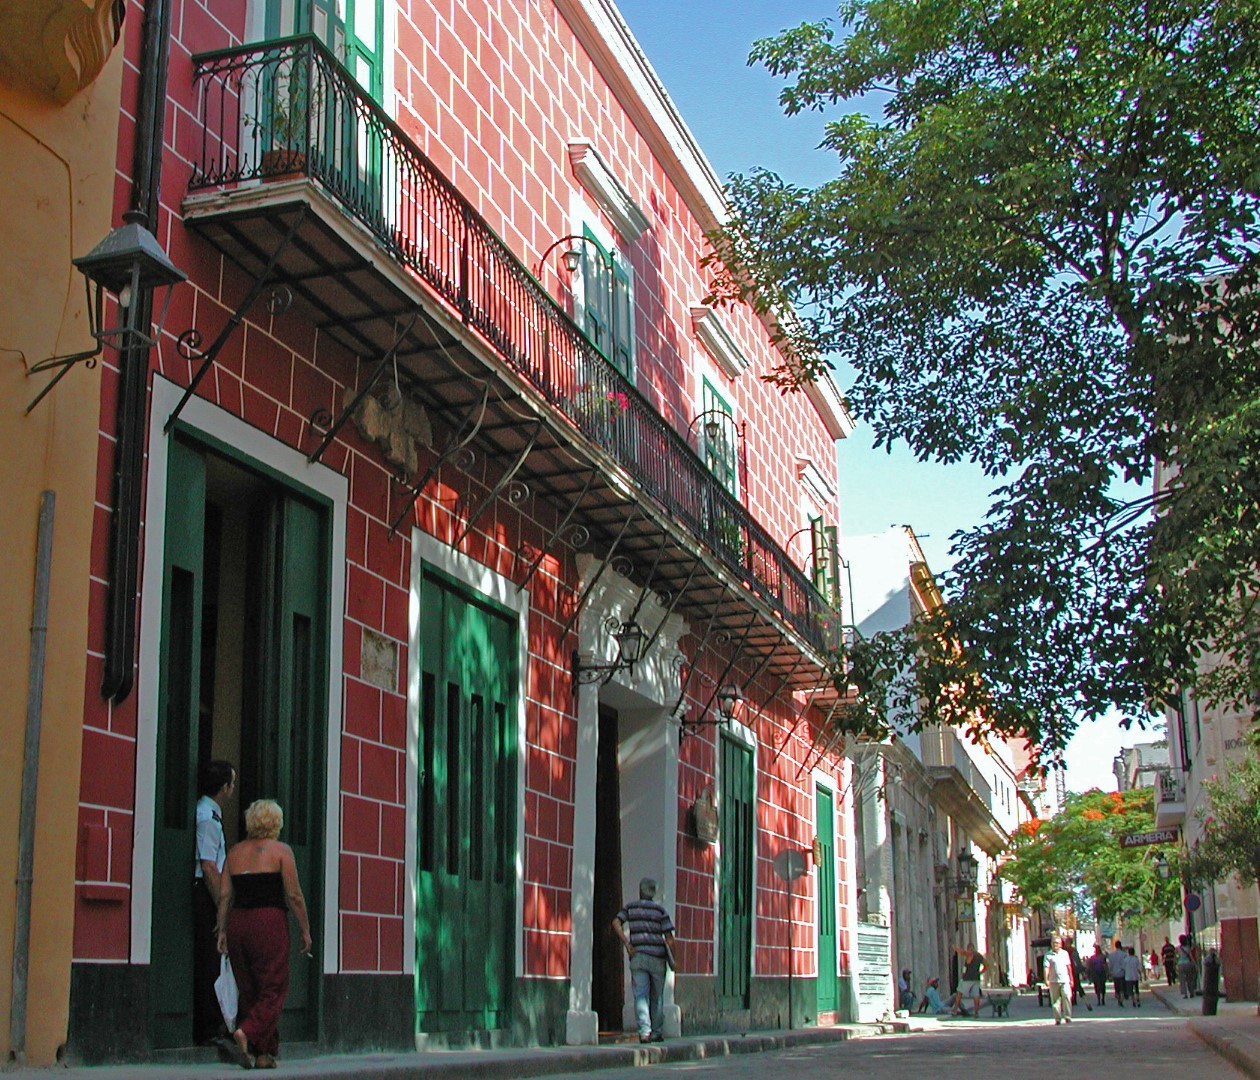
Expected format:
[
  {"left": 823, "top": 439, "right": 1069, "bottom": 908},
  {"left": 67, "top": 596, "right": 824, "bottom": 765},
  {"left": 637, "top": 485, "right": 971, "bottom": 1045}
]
[
  {"left": 690, "top": 305, "right": 749, "bottom": 378},
  {"left": 568, "top": 139, "right": 650, "bottom": 242},
  {"left": 407, "top": 529, "right": 531, "bottom": 980},
  {"left": 804, "top": 374, "right": 856, "bottom": 441},
  {"left": 555, "top": 0, "right": 725, "bottom": 219},
  {"left": 796, "top": 458, "right": 837, "bottom": 508},
  {"left": 131, "top": 376, "right": 348, "bottom": 971}
]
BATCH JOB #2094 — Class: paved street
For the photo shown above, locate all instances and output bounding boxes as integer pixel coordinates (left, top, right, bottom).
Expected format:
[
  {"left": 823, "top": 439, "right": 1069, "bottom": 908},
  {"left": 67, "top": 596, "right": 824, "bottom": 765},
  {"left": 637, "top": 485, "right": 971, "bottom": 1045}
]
[{"left": 546, "top": 1007, "right": 1244, "bottom": 1080}]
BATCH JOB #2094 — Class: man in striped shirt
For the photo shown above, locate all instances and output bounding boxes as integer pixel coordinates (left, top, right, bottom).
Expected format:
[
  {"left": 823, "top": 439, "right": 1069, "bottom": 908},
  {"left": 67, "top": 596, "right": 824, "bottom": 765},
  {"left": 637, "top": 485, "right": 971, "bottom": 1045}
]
[{"left": 613, "top": 877, "right": 676, "bottom": 1043}]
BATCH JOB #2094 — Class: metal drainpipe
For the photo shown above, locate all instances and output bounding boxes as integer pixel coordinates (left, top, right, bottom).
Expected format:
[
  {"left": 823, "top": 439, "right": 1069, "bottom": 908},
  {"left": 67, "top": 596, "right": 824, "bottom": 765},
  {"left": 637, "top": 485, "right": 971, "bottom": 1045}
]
[
  {"left": 10, "top": 492, "right": 56, "bottom": 1066},
  {"left": 100, "top": 0, "right": 172, "bottom": 702}
]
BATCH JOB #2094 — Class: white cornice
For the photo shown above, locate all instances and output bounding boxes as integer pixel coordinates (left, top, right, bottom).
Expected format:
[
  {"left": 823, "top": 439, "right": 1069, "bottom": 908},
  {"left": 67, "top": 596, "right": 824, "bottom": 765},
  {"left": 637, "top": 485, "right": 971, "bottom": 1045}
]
[
  {"left": 690, "top": 304, "right": 749, "bottom": 378},
  {"left": 804, "top": 374, "right": 856, "bottom": 441},
  {"left": 568, "top": 139, "right": 651, "bottom": 242},
  {"left": 555, "top": 0, "right": 728, "bottom": 223},
  {"left": 796, "top": 458, "right": 837, "bottom": 507}
]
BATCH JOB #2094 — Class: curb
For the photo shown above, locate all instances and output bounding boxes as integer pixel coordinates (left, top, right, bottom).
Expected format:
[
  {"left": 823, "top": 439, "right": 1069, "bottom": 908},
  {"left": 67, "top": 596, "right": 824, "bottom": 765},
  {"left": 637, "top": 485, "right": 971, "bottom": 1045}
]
[
  {"left": 20, "top": 1024, "right": 893, "bottom": 1080},
  {"left": 1187, "top": 1019, "right": 1260, "bottom": 1080}
]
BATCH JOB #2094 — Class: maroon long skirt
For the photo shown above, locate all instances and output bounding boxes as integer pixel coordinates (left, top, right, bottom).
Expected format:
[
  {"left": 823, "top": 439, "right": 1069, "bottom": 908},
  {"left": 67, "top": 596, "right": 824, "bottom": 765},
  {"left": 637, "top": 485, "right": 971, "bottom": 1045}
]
[{"left": 226, "top": 907, "right": 290, "bottom": 1057}]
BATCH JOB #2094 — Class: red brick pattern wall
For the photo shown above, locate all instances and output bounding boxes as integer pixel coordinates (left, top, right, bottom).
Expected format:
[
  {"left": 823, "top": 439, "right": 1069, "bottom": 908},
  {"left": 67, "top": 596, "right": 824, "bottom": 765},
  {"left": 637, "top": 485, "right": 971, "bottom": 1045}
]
[{"left": 76, "top": 0, "right": 847, "bottom": 991}]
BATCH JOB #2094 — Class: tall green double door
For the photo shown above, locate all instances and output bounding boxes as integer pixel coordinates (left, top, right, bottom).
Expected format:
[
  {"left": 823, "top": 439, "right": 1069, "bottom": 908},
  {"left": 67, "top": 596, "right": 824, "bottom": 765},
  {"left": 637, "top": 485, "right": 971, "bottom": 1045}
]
[
  {"left": 414, "top": 568, "right": 517, "bottom": 1034},
  {"left": 150, "top": 435, "right": 328, "bottom": 1048}
]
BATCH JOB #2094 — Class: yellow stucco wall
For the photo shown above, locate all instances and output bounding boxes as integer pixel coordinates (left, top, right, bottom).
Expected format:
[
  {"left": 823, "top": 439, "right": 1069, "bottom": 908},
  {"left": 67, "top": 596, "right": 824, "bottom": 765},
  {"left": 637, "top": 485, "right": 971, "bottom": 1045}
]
[{"left": 0, "top": 32, "right": 124, "bottom": 1066}]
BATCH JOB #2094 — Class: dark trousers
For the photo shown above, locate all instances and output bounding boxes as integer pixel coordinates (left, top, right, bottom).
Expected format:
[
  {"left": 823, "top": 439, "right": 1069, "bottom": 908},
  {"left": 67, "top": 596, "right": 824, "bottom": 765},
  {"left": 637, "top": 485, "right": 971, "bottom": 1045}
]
[
  {"left": 193, "top": 879, "right": 224, "bottom": 1043},
  {"left": 227, "top": 906, "right": 291, "bottom": 1058},
  {"left": 1091, "top": 975, "right": 1107, "bottom": 1003},
  {"left": 1112, "top": 975, "right": 1127, "bottom": 1002},
  {"left": 1164, "top": 959, "right": 1177, "bottom": 985}
]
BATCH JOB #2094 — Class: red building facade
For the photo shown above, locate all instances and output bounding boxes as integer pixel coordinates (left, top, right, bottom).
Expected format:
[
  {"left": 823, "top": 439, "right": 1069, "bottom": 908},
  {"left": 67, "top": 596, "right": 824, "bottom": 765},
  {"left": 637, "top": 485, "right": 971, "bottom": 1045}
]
[{"left": 68, "top": 0, "right": 856, "bottom": 1059}]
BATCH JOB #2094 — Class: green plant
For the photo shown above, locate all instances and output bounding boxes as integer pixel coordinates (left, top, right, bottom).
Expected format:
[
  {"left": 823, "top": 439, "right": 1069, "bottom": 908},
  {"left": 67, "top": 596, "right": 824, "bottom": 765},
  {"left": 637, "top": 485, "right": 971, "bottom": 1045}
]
[
  {"left": 1183, "top": 748, "right": 1260, "bottom": 889},
  {"left": 711, "top": 0, "right": 1260, "bottom": 752},
  {"left": 249, "top": 68, "right": 315, "bottom": 150}
]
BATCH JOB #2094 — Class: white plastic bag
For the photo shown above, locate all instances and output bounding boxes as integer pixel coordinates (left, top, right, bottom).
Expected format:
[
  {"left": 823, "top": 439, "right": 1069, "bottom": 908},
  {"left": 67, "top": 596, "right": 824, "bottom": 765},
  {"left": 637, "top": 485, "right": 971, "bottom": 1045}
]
[{"left": 214, "top": 953, "right": 238, "bottom": 1030}]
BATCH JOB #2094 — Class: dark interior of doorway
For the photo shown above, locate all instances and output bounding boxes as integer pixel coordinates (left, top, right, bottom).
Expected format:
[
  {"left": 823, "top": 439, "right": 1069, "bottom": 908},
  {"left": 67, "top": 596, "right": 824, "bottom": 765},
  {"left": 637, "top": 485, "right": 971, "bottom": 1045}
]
[{"left": 592, "top": 706, "right": 624, "bottom": 1032}]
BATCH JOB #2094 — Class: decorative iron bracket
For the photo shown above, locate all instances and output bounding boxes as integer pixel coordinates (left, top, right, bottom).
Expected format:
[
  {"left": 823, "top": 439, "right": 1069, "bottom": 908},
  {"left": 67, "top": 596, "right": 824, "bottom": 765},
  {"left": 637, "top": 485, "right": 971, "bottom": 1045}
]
[
  {"left": 307, "top": 312, "right": 419, "bottom": 465},
  {"left": 682, "top": 613, "right": 758, "bottom": 740},
  {"left": 452, "top": 418, "right": 542, "bottom": 547},
  {"left": 558, "top": 505, "right": 641, "bottom": 643},
  {"left": 25, "top": 342, "right": 101, "bottom": 415},
  {"left": 388, "top": 380, "right": 490, "bottom": 537},
  {"left": 163, "top": 208, "right": 306, "bottom": 434},
  {"left": 669, "top": 584, "right": 731, "bottom": 730},
  {"left": 516, "top": 467, "right": 598, "bottom": 592}
]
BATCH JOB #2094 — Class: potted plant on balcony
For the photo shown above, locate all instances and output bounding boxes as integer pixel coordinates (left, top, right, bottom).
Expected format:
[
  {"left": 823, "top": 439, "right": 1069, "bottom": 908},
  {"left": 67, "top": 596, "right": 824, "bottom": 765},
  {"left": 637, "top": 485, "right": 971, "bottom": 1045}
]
[
  {"left": 569, "top": 381, "right": 628, "bottom": 443},
  {"left": 249, "top": 71, "right": 316, "bottom": 180}
]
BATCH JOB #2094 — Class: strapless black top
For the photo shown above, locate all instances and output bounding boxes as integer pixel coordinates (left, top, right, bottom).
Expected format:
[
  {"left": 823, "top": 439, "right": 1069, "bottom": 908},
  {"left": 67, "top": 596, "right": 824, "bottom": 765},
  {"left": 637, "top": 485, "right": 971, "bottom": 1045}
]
[{"left": 231, "top": 871, "right": 286, "bottom": 910}]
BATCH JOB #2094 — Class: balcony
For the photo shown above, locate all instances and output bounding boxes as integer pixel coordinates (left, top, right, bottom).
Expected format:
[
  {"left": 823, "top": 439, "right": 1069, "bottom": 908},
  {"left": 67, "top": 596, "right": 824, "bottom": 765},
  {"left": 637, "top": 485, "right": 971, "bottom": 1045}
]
[
  {"left": 921, "top": 727, "right": 1006, "bottom": 853},
  {"left": 183, "top": 35, "right": 837, "bottom": 686},
  {"left": 1154, "top": 770, "right": 1187, "bottom": 828}
]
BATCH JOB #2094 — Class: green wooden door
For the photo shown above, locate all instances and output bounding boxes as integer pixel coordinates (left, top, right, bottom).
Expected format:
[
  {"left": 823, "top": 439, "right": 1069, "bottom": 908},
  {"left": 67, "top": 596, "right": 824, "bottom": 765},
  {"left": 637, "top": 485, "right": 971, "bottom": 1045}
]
[
  {"left": 150, "top": 438, "right": 327, "bottom": 1047},
  {"left": 718, "top": 735, "right": 754, "bottom": 1011},
  {"left": 248, "top": 493, "right": 327, "bottom": 1031},
  {"left": 150, "top": 440, "right": 208, "bottom": 1047},
  {"left": 415, "top": 569, "right": 516, "bottom": 1032},
  {"left": 815, "top": 785, "right": 837, "bottom": 1013}
]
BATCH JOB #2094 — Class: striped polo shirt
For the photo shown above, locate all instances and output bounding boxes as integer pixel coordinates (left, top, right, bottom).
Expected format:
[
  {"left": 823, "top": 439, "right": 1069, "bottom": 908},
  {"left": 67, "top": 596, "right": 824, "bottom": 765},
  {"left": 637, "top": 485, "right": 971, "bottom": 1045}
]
[{"left": 617, "top": 899, "right": 675, "bottom": 958}]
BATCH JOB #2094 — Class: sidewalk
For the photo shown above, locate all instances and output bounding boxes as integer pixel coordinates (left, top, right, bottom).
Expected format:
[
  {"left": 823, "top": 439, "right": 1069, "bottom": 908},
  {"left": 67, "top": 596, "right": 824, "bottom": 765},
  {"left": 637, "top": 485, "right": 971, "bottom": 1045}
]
[
  {"left": 1150, "top": 982, "right": 1260, "bottom": 1079},
  {"left": 8, "top": 1022, "right": 910, "bottom": 1080}
]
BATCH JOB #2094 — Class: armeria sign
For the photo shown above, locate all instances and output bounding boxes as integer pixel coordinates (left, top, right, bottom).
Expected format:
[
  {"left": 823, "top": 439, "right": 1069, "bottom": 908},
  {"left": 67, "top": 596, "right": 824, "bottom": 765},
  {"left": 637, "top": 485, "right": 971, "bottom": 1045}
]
[{"left": 1119, "top": 828, "right": 1180, "bottom": 849}]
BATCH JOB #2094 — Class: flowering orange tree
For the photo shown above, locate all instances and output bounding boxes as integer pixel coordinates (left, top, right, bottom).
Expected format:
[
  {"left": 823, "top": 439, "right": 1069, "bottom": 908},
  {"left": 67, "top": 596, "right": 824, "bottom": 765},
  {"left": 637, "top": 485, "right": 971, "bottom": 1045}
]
[{"left": 1003, "top": 788, "right": 1181, "bottom": 923}]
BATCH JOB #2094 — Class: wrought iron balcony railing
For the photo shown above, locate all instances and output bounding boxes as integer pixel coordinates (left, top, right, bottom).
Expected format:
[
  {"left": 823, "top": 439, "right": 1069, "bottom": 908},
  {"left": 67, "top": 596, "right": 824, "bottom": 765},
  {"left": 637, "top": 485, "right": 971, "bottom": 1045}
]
[
  {"left": 188, "top": 35, "right": 837, "bottom": 652},
  {"left": 1155, "top": 770, "right": 1187, "bottom": 804}
]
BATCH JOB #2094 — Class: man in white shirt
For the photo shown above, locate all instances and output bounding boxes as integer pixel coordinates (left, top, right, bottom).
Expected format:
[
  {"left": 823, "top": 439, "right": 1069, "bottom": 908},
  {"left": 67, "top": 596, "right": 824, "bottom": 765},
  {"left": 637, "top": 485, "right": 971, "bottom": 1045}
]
[
  {"left": 1044, "top": 935, "right": 1074, "bottom": 1025},
  {"left": 193, "top": 759, "right": 235, "bottom": 1044},
  {"left": 1108, "top": 939, "right": 1130, "bottom": 1006}
]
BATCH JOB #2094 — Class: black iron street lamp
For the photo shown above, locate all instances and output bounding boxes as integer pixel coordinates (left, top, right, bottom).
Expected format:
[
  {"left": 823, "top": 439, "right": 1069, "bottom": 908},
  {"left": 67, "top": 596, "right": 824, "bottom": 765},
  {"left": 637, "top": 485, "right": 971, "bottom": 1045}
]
[
  {"left": 26, "top": 213, "right": 186, "bottom": 412},
  {"left": 955, "top": 849, "right": 979, "bottom": 894},
  {"left": 572, "top": 617, "right": 647, "bottom": 686}
]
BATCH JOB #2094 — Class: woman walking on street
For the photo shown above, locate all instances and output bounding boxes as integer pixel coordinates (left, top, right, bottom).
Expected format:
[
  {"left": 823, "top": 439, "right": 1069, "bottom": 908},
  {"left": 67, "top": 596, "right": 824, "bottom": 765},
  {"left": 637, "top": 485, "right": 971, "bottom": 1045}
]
[
  {"left": 217, "top": 799, "right": 312, "bottom": 1070},
  {"left": 1177, "top": 934, "right": 1198, "bottom": 999}
]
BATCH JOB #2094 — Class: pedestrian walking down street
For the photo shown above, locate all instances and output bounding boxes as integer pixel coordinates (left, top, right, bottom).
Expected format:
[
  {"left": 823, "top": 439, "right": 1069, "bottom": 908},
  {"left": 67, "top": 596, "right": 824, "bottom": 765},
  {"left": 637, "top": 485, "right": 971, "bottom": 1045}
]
[
  {"left": 1124, "top": 947, "right": 1143, "bottom": 1007},
  {"left": 613, "top": 877, "right": 676, "bottom": 1044},
  {"left": 1177, "top": 935, "right": 1198, "bottom": 998},
  {"left": 1109, "top": 940, "right": 1130, "bottom": 1006},
  {"left": 1162, "top": 937, "right": 1178, "bottom": 986},
  {"left": 1044, "top": 936, "right": 1074, "bottom": 1025},
  {"left": 1087, "top": 944, "right": 1108, "bottom": 1005}
]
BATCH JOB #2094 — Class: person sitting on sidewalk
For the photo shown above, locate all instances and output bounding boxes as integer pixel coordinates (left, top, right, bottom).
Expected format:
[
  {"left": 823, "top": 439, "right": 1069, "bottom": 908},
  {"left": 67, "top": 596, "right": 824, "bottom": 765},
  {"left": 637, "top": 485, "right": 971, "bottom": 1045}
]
[{"left": 919, "top": 977, "right": 950, "bottom": 1014}]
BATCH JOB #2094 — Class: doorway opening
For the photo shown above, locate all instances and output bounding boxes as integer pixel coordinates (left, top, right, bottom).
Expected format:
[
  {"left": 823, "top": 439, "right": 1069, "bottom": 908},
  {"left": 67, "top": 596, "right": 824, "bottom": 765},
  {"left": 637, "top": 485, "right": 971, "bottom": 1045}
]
[
  {"left": 591, "top": 706, "right": 624, "bottom": 1031},
  {"left": 149, "top": 436, "right": 328, "bottom": 1048}
]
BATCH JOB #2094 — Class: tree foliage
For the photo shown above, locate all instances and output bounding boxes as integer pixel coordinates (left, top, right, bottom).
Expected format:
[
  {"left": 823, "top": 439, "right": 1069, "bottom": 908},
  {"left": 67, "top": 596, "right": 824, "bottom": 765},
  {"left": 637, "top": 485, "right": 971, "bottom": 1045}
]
[
  {"left": 713, "top": 0, "right": 1260, "bottom": 752},
  {"left": 1003, "top": 788, "right": 1182, "bottom": 923},
  {"left": 1182, "top": 749, "right": 1260, "bottom": 887}
]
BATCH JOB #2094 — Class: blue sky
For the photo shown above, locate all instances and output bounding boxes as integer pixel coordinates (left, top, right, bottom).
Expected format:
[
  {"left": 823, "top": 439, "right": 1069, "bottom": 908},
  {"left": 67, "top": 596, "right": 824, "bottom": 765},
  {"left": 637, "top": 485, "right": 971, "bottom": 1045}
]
[{"left": 615, "top": 0, "right": 1132, "bottom": 791}]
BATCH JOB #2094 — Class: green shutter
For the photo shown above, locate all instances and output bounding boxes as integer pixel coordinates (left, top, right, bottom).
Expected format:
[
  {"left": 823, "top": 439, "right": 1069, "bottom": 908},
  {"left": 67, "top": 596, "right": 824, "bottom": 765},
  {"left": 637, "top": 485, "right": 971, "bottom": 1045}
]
[
  {"left": 415, "top": 570, "right": 516, "bottom": 1032},
  {"left": 150, "top": 439, "right": 208, "bottom": 1047},
  {"left": 815, "top": 785, "right": 837, "bottom": 1013},
  {"left": 718, "top": 735, "right": 754, "bottom": 1010},
  {"left": 581, "top": 226, "right": 633, "bottom": 376}
]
